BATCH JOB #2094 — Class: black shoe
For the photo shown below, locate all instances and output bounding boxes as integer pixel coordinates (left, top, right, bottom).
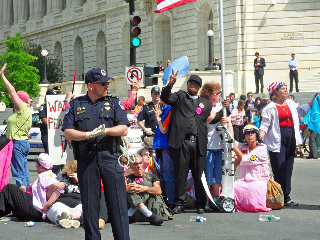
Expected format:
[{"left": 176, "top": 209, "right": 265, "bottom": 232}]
[
  {"left": 296, "top": 89, "right": 299, "bottom": 92},
  {"left": 255, "top": 91, "right": 259, "bottom": 94},
  {"left": 147, "top": 213, "right": 164, "bottom": 226},
  {"left": 197, "top": 208, "right": 205, "bottom": 214},
  {"left": 173, "top": 205, "right": 185, "bottom": 214}
]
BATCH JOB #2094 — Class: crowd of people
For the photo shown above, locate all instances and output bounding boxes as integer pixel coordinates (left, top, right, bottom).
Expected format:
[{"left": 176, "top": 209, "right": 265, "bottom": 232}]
[{"left": 0, "top": 61, "right": 319, "bottom": 240}]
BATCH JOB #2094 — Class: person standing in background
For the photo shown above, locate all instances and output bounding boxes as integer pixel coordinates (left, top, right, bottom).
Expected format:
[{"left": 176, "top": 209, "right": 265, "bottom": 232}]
[
  {"left": 229, "top": 93, "right": 238, "bottom": 112},
  {"left": 254, "top": 52, "right": 266, "bottom": 94},
  {"left": 288, "top": 53, "right": 299, "bottom": 93}
]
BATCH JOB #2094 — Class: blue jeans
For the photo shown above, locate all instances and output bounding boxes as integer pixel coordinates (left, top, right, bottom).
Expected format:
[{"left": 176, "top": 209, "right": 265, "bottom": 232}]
[
  {"left": 11, "top": 140, "right": 30, "bottom": 188},
  {"left": 159, "top": 149, "right": 175, "bottom": 205},
  {"left": 205, "top": 149, "right": 223, "bottom": 185}
]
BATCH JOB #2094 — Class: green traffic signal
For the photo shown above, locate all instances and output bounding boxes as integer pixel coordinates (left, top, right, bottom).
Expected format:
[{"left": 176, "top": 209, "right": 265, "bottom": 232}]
[{"left": 132, "top": 37, "right": 141, "bottom": 47}]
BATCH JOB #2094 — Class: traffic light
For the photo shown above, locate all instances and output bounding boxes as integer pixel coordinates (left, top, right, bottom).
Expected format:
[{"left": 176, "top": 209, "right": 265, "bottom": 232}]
[
  {"left": 130, "top": 15, "right": 141, "bottom": 48},
  {"left": 144, "top": 65, "right": 160, "bottom": 86}
]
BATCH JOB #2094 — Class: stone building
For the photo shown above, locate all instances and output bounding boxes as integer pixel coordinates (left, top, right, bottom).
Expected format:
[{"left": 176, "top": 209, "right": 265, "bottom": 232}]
[{"left": 0, "top": 0, "right": 319, "bottom": 96}]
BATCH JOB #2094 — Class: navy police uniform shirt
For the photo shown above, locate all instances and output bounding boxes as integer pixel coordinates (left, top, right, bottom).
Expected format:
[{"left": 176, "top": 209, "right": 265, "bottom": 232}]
[
  {"left": 39, "top": 103, "right": 48, "bottom": 137},
  {"left": 62, "top": 94, "right": 130, "bottom": 143},
  {"left": 137, "top": 102, "right": 163, "bottom": 131}
]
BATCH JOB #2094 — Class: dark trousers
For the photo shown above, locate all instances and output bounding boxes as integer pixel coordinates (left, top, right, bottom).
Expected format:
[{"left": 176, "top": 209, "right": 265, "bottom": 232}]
[
  {"left": 255, "top": 72, "right": 264, "bottom": 93},
  {"left": 77, "top": 150, "right": 129, "bottom": 240},
  {"left": 171, "top": 140, "right": 206, "bottom": 209},
  {"left": 269, "top": 127, "right": 296, "bottom": 202},
  {"left": 289, "top": 70, "right": 298, "bottom": 92},
  {"left": 309, "top": 130, "right": 318, "bottom": 159},
  {"left": 0, "top": 184, "right": 43, "bottom": 221},
  {"left": 233, "top": 125, "right": 244, "bottom": 143},
  {"left": 41, "top": 134, "right": 49, "bottom": 154},
  {"left": 99, "top": 191, "right": 108, "bottom": 222}
]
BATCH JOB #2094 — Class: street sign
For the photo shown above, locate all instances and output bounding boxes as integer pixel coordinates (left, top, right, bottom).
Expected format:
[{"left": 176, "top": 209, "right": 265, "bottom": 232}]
[{"left": 126, "top": 66, "right": 144, "bottom": 85}]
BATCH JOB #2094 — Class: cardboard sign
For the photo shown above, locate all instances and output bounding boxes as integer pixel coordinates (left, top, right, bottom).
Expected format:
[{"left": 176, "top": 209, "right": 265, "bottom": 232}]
[{"left": 47, "top": 95, "right": 73, "bottom": 165}]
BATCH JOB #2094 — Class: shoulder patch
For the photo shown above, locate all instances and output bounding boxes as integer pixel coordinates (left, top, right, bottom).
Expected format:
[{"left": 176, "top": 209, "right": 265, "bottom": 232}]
[
  {"left": 39, "top": 105, "right": 44, "bottom": 112},
  {"left": 65, "top": 104, "right": 71, "bottom": 115},
  {"left": 119, "top": 100, "right": 125, "bottom": 110}
]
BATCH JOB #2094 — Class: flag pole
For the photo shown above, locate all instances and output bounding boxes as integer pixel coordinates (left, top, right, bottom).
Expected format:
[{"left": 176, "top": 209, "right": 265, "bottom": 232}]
[
  {"left": 219, "top": 0, "right": 227, "bottom": 118},
  {"left": 72, "top": 69, "right": 77, "bottom": 94}
]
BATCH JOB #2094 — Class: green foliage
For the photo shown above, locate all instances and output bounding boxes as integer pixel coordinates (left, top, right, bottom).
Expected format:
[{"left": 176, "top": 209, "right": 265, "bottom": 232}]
[
  {"left": 23, "top": 41, "right": 64, "bottom": 83},
  {"left": 0, "top": 32, "right": 40, "bottom": 107}
]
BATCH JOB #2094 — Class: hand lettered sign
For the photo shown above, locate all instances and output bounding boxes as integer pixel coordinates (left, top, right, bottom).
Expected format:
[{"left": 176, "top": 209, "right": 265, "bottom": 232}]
[{"left": 47, "top": 95, "right": 74, "bottom": 165}]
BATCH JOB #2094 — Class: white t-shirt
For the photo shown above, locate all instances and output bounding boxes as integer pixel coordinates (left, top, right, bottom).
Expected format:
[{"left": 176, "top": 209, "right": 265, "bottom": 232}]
[{"left": 207, "top": 103, "right": 222, "bottom": 150}]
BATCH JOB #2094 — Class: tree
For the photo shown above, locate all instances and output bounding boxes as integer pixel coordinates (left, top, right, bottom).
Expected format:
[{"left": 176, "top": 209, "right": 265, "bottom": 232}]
[
  {"left": 0, "top": 32, "right": 40, "bottom": 107},
  {"left": 23, "top": 41, "right": 64, "bottom": 83}
]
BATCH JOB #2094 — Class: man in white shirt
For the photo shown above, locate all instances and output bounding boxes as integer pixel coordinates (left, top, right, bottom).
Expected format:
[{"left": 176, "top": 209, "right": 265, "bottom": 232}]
[{"left": 288, "top": 53, "right": 299, "bottom": 93}]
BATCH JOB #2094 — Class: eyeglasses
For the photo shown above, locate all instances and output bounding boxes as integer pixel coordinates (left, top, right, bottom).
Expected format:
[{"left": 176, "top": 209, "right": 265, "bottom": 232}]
[
  {"left": 248, "top": 95, "right": 253, "bottom": 97},
  {"left": 92, "top": 81, "right": 109, "bottom": 86},
  {"left": 187, "top": 82, "right": 200, "bottom": 87},
  {"left": 213, "top": 92, "right": 221, "bottom": 96},
  {"left": 244, "top": 131, "right": 256, "bottom": 135}
]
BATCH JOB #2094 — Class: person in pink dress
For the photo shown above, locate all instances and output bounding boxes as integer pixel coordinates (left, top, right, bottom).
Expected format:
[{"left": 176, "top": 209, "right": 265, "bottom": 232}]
[{"left": 233, "top": 125, "right": 272, "bottom": 212}]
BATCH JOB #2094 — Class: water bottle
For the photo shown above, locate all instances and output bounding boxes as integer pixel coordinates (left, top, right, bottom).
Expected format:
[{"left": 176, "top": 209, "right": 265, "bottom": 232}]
[
  {"left": 259, "top": 214, "right": 280, "bottom": 222},
  {"left": 189, "top": 216, "right": 206, "bottom": 222},
  {"left": 24, "top": 221, "right": 36, "bottom": 227}
]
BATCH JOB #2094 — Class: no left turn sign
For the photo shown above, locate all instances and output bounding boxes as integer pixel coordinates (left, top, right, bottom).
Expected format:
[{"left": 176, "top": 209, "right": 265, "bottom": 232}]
[{"left": 126, "top": 67, "right": 144, "bottom": 85}]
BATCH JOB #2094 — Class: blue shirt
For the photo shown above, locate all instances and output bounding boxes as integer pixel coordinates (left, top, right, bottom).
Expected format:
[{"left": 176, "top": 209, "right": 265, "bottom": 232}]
[
  {"left": 288, "top": 58, "right": 298, "bottom": 70},
  {"left": 62, "top": 94, "right": 130, "bottom": 143}
]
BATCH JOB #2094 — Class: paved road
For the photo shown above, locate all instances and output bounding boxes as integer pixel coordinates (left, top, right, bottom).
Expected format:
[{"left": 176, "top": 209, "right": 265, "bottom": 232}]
[{"left": 1, "top": 158, "right": 320, "bottom": 240}]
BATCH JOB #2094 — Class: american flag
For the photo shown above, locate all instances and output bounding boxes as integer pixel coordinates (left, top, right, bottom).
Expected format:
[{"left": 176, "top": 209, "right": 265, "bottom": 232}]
[{"left": 155, "top": 0, "right": 197, "bottom": 13}]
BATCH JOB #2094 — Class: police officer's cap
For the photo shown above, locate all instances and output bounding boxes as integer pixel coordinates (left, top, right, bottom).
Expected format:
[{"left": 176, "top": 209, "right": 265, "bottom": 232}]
[
  {"left": 157, "top": 61, "right": 162, "bottom": 65},
  {"left": 46, "top": 88, "right": 61, "bottom": 95},
  {"left": 85, "top": 68, "right": 113, "bottom": 84},
  {"left": 187, "top": 75, "right": 202, "bottom": 87},
  {"left": 151, "top": 86, "right": 160, "bottom": 94},
  {"left": 53, "top": 86, "right": 61, "bottom": 91}
]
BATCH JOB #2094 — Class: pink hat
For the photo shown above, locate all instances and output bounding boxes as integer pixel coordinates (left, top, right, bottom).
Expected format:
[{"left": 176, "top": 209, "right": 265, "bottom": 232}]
[
  {"left": 266, "top": 82, "right": 286, "bottom": 95},
  {"left": 35, "top": 153, "right": 54, "bottom": 169},
  {"left": 16, "top": 91, "right": 29, "bottom": 103}
]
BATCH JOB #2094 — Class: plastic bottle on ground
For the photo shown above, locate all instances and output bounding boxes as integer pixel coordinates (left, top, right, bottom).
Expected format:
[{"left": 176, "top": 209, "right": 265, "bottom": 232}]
[
  {"left": 190, "top": 216, "right": 207, "bottom": 222},
  {"left": 259, "top": 214, "right": 280, "bottom": 222},
  {"left": 24, "top": 221, "right": 36, "bottom": 227}
]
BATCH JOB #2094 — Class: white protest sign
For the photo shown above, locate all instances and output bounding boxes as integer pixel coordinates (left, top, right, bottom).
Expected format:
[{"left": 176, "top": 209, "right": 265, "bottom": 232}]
[
  {"left": 47, "top": 95, "right": 73, "bottom": 165},
  {"left": 126, "top": 113, "right": 143, "bottom": 150}
]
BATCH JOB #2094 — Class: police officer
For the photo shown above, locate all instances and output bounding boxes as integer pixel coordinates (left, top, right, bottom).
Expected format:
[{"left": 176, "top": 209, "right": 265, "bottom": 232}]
[
  {"left": 137, "top": 86, "right": 163, "bottom": 137},
  {"left": 62, "top": 68, "right": 130, "bottom": 240},
  {"left": 39, "top": 88, "right": 61, "bottom": 154}
]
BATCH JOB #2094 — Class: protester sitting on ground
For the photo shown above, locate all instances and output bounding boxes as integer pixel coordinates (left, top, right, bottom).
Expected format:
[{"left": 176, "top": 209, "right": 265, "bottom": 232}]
[
  {"left": 259, "top": 82, "right": 312, "bottom": 206},
  {"left": 32, "top": 153, "right": 65, "bottom": 219},
  {"left": 125, "top": 154, "right": 164, "bottom": 226},
  {"left": 233, "top": 125, "right": 272, "bottom": 212},
  {"left": 46, "top": 158, "right": 82, "bottom": 229},
  {"left": 0, "top": 63, "right": 32, "bottom": 191},
  {"left": 230, "top": 100, "right": 246, "bottom": 143},
  {"left": 0, "top": 157, "right": 66, "bottom": 222}
]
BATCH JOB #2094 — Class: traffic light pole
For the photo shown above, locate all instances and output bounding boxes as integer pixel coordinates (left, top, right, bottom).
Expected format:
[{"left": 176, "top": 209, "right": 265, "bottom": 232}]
[{"left": 129, "top": 0, "right": 136, "bottom": 66}]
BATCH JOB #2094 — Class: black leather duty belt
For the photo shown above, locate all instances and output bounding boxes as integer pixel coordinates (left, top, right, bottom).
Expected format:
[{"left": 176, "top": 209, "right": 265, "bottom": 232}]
[
  {"left": 185, "top": 134, "right": 197, "bottom": 142},
  {"left": 80, "top": 142, "right": 110, "bottom": 151}
]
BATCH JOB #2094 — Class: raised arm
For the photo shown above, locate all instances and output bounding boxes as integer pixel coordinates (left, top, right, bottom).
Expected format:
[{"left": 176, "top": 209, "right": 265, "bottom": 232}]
[{"left": 0, "top": 63, "right": 24, "bottom": 112}]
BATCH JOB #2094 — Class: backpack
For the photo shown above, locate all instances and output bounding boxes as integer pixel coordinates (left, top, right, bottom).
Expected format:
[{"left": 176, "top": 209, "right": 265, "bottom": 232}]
[{"left": 266, "top": 178, "right": 284, "bottom": 210}]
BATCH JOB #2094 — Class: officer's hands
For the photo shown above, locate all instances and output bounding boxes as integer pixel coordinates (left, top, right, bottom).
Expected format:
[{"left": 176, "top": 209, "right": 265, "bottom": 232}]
[
  {"left": 144, "top": 128, "right": 154, "bottom": 136},
  {"left": 86, "top": 124, "right": 108, "bottom": 139},
  {"left": 168, "top": 69, "right": 179, "bottom": 87}
]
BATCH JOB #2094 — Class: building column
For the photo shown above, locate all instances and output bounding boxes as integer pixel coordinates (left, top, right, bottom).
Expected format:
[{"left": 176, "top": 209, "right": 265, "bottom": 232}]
[
  {"left": 13, "top": 0, "right": 29, "bottom": 25},
  {"left": 51, "top": 0, "right": 64, "bottom": 13},
  {"left": 66, "top": 0, "right": 84, "bottom": 7},
  {"left": 33, "top": 0, "right": 46, "bottom": 20},
  {"left": 2, "top": 0, "right": 13, "bottom": 29}
]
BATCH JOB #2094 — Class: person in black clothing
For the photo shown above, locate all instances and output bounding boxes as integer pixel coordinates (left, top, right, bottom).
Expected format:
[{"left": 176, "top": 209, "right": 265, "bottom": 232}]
[
  {"left": 137, "top": 86, "right": 163, "bottom": 137},
  {"left": 160, "top": 71, "right": 214, "bottom": 215},
  {"left": 254, "top": 52, "right": 266, "bottom": 94}
]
